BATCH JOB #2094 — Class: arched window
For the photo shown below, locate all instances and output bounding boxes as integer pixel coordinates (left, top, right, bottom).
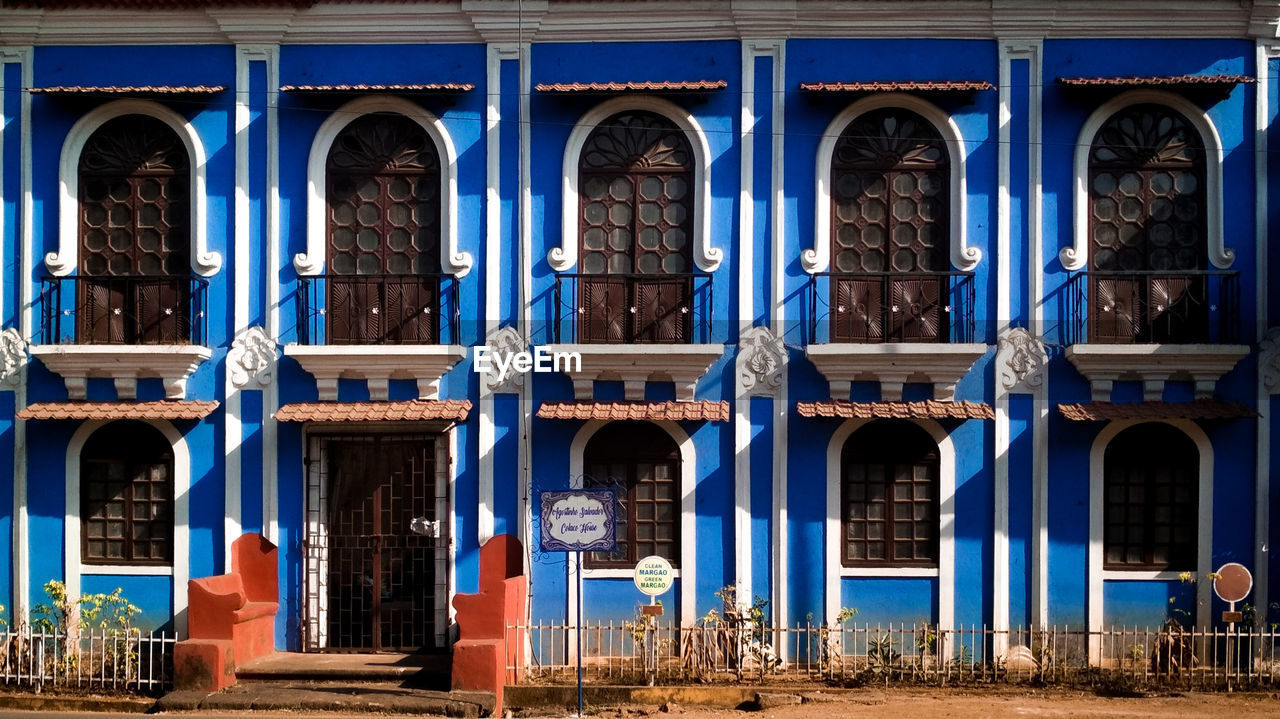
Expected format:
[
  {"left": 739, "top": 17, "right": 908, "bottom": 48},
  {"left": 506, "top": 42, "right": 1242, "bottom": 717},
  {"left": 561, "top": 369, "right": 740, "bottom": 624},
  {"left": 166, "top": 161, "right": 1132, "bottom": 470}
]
[
  {"left": 1103, "top": 423, "right": 1198, "bottom": 570},
  {"left": 830, "top": 108, "right": 949, "bottom": 343},
  {"left": 1088, "top": 104, "right": 1208, "bottom": 343},
  {"left": 583, "top": 422, "right": 680, "bottom": 568},
  {"left": 577, "top": 111, "right": 695, "bottom": 344},
  {"left": 326, "top": 113, "right": 442, "bottom": 344},
  {"left": 78, "top": 114, "right": 190, "bottom": 344},
  {"left": 841, "top": 420, "right": 939, "bottom": 567},
  {"left": 80, "top": 422, "right": 174, "bottom": 566}
]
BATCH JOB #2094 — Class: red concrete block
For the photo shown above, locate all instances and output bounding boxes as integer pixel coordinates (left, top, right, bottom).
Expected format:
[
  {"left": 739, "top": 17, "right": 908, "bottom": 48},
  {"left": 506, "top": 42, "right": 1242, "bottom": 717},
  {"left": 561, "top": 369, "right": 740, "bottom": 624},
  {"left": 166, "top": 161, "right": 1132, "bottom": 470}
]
[
  {"left": 231, "top": 533, "right": 279, "bottom": 604},
  {"left": 452, "top": 534, "right": 528, "bottom": 715},
  {"left": 173, "top": 638, "right": 235, "bottom": 692}
]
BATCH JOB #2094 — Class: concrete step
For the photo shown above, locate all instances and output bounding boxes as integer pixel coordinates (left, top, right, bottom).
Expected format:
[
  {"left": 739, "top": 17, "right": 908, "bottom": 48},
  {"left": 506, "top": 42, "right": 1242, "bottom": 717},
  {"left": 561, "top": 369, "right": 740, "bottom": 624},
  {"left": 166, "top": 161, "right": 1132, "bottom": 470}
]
[{"left": 235, "top": 651, "right": 450, "bottom": 685}]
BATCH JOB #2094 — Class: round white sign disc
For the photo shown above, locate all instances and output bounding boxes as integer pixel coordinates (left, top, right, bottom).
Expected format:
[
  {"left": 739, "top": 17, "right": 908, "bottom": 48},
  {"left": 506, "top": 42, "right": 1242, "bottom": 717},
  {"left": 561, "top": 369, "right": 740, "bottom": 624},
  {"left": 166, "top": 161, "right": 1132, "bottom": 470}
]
[{"left": 633, "top": 555, "right": 674, "bottom": 597}]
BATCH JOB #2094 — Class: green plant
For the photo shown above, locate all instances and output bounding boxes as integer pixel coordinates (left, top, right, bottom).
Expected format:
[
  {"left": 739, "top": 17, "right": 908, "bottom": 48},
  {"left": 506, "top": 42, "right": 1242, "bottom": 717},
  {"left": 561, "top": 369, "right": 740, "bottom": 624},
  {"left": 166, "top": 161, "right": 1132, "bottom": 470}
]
[{"left": 865, "top": 633, "right": 901, "bottom": 684}]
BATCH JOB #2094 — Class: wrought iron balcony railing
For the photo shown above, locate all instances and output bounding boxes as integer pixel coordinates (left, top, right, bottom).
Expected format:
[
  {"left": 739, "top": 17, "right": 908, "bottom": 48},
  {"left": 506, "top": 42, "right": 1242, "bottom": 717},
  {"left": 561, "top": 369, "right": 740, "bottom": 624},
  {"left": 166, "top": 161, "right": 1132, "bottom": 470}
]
[
  {"left": 1065, "top": 271, "right": 1239, "bottom": 345},
  {"left": 38, "top": 275, "right": 208, "bottom": 346},
  {"left": 296, "top": 273, "right": 460, "bottom": 345},
  {"left": 807, "top": 271, "right": 976, "bottom": 344},
  {"left": 553, "top": 273, "right": 714, "bottom": 344}
]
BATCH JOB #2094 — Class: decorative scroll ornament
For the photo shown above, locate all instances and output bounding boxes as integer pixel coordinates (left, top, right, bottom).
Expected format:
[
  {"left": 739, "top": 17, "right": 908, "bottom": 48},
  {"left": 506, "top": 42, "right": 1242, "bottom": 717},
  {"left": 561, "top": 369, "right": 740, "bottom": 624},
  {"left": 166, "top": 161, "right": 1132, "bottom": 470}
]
[
  {"left": 738, "top": 326, "right": 785, "bottom": 396},
  {"left": 996, "top": 327, "right": 1048, "bottom": 393},
  {"left": 0, "top": 328, "right": 28, "bottom": 389},
  {"left": 1261, "top": 327, "right": 1280, "bottom": 394},
  {"left": 483, "top": 326, "right": 527, "bottom": 394},
  {"left": 227, "top": 326, "right": 277, "bottom": 389}
]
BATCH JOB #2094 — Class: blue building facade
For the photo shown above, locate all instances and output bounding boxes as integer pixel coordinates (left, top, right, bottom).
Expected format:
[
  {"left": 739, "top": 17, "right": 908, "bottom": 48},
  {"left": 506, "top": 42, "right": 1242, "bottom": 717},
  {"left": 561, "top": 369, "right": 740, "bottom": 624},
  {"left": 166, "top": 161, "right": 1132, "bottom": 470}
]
[{"left": 0, "top": 0, "right": 1277, "bottom": 661}]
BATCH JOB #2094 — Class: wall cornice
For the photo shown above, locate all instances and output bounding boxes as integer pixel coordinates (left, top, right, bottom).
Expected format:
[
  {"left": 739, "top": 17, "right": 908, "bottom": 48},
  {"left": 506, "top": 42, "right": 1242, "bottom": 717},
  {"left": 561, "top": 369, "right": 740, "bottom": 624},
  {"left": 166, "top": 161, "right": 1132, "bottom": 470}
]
[{"left": 2, "top": 1, "right": 1273, "bottom": 46}]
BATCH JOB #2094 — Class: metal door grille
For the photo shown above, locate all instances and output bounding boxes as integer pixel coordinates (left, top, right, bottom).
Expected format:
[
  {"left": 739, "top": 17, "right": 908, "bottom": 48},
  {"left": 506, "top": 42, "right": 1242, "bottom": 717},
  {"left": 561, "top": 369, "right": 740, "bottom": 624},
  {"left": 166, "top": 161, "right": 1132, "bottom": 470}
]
[{"left": 303, "top": 432, "right": 449, "bottom": 652}]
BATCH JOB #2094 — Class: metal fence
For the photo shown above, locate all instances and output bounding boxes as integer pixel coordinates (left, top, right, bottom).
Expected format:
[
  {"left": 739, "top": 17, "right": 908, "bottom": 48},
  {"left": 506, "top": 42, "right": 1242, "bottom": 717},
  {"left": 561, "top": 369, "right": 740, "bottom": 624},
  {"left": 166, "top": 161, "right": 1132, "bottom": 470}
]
[
  {"left": 508, "top": 621, "right": 1280, "bottom": 689},
  {"left": 0, "top": 628, "right": 174, "bottom": 693}
]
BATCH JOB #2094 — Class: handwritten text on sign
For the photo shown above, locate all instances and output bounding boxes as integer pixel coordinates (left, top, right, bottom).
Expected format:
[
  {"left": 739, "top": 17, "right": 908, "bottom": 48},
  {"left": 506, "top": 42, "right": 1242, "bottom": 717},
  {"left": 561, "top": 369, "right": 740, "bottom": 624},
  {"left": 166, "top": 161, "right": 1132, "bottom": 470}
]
[
  {"left": 539, "top": 489, "right": 617, "bottom": 552},
  {"left": 634, "top": 555, "right": 674, "bottom": 596}
]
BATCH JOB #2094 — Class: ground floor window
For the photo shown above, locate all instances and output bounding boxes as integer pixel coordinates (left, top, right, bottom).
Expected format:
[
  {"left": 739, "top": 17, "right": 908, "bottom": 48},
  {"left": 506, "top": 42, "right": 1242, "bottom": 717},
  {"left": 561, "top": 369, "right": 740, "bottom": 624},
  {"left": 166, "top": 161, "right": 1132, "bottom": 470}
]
[
  {"left": 583, "top": 421, "right": 680, "bottom": 569},
  {"left": 840, "top": 420, "right": 939, "bottom": 568},
  {"left": 1103, "top": 423, "right": 1198, "bottom": 571},
  {"left": 80, "top": 421, "right": 174, "bottom": 566}
]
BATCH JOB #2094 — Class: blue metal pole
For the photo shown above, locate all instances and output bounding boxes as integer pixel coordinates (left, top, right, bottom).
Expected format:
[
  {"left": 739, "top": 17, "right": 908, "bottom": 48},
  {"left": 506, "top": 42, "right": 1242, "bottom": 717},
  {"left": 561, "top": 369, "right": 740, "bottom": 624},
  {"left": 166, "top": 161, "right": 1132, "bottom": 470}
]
[{"left": 577, "top": 550, "right": 584, "bottom": 717}]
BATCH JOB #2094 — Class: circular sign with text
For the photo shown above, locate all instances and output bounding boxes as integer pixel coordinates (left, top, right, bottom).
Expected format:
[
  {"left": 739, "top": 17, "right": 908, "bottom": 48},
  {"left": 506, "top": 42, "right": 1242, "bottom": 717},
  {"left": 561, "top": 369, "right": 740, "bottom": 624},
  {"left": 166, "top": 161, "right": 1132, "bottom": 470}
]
[
  {"left": 633, "top": 555, "right": 674, "bottom": 597},
  {"left": 1213, "top": 562, "right": 1253, "bottom": 603}
]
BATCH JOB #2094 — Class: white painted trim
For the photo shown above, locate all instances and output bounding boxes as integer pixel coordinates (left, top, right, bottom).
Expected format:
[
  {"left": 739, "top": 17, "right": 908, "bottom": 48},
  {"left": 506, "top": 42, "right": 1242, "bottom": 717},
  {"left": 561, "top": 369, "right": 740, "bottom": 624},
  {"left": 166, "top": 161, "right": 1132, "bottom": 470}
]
[
  {"left": 823, "top": 418, "right": 955, "bottom": 631},
  {"left": 768, "top": 39, "right": 788, "bottom": 658},
  {"left": 583, "top": 567, "right": 683, "bottom": 580},
  {"left": 1254, "top": 41, "right": 1279, "bottom": 629},
  {"left": 550, "top": 95, "right": 721, "bottom": 273},
  {"left": 1064, "top": 90, "right": 1230, "bottom": 271},
  {"left": 568, "top": 419, "right": 697, "bottom": 626},
  {"left": 446, "top": 429, "right": 458, "bottom": 631},
  {"left": 1102, "top": 570, "right": 1188, "bottom": 581},
  {"left": 477, "top": 394, "right": 495, "bottom": 546},
  {"left": 264, "top": 46, "right": 282, "bottom": 547},
  {"left": 2, "top": 45, "right": 33, "bottom": 624},
  {"left": 518, "top": 41, "right": 535, "bottom": 615},
  {"left": 841, "top": 567, "right": 939, "bottom": 578},
  {"left": 805, "top": 93, "right": 979, "bottom": 274},
  {"left": 51, "top": 99, "right": 220, "bottom": 277},
  {"left": 1087, "top": 420, "right": 1213, "bottom": 662},
  {"left": 224, "top": 391, "right": 242, "bottom": 574},
  {"left": 296, "top": 95, "right": 472, "bottom": 277},
  {"left": 733, "top": 41, "right": 757, "bottom": 608},
  {"left": 82, "top": 565, "right": 175, "bottom": 577},
  {"left": 65, "top": 420, "right": 190, "bottom": 639}
]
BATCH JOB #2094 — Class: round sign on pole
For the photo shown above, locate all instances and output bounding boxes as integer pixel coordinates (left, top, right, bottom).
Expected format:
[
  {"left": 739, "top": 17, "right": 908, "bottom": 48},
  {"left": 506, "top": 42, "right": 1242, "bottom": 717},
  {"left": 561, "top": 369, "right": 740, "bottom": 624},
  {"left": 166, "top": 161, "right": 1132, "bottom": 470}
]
[
  {"left": 634, "top": 555, "right": 674, "bottom": 597},
  {"left": 1213, "top": 562, "right": 1253, "bottom": 603}
]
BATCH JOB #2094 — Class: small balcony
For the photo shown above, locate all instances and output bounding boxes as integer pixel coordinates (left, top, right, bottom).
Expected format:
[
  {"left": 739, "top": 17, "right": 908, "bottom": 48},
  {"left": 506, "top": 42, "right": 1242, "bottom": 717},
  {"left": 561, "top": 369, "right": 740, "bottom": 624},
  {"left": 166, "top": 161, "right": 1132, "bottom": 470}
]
[
  {"left": 546, "top": 273, "right": 723, "bottom": 401},
  {"left": 286, "top": 274, "right": 465, "bottom": 401},
  {"left": 1063, "top": 271, "right": 1248, "bottom": 400},
  {"left": 804, "top": 271, "right": 986, "bottom": 401},
  {"left": 31, "top": 275, "right": 211, "bottom": 400}
]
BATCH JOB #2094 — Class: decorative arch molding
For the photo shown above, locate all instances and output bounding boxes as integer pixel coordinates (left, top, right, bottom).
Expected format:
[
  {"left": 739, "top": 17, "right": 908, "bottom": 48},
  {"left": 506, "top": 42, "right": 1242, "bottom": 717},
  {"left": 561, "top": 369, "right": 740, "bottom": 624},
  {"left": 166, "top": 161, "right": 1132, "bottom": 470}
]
[
  {"left": 52, "top": 99, "right": 220, "bottom": 277},
  {"left": 823, "top": 417, "right": 955, "bottom": 631},
  {"left": 297, "top": 95, "right": 471, "bottom": 277},
  {"left": 806, "top": 93, "right": 979, "bottom": 274},
  {"left": 1064, "top": 90, "right": 1229, "bottom": 271},
  {"left": 64, "top": 419, "right": 191, "bottom": 639},
  {"left": 551, "top": 95, "right": 721, "bottom": 273},
  {"left": 1086, "top": 419, "right": 1213, "bottom": 661},
  {"left": 567, "top": 418, "right": 697, "bottom": 626}
]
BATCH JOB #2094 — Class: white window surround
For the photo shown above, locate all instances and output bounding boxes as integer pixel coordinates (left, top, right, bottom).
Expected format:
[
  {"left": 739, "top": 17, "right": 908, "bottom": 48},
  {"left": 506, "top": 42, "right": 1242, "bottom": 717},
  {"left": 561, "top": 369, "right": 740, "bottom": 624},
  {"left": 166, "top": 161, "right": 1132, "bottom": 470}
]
[
  {"left": 296, "top": 95, "right": 472, "bottom": 277},
  {"left": 1063, "top": 89, "right": 1230, "bottom": 272},
  {"left": 65, "top": 419, "right": 190, "bottom": 639},
  {"left": 824, "top": 418, "right": 954, "bottom": 630},
  {"left": 567, "top": 419, "right": 696, "bottom": 627},
  {"left": 1087, "top": 419, "right": 1212, "bottom": 663},
  {"left": 50, "top": 99, "right": 221, "bottom": 277},
  {"left": 550, "top": 95, "right": 721, "bottom": 273},
  {"left": 805, "top": 93, "right": 980, "bottom": 274},
  {"left": 82, "top": 565, "right": 174, "bottom": 577}
]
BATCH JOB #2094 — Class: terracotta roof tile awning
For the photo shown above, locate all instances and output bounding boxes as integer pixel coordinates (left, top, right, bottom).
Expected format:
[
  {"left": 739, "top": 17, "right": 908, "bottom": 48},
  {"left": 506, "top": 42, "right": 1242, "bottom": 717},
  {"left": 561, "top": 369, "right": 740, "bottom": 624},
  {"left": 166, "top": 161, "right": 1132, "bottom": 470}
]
[
  {"left": 275, "top": 400, "right": 472, "bottom": 423},
  {"left": 280, "top": 83, "right": 475, "bottom": 93},
  {"left": 31, "top": 85, "right": 227, "bottom": 96},
  {"left": 1057, "top": 74, "right": 1253, "bottom": 88},
  {"left": 1057, "top": 400, "right": 1256, "bottom": 422},
  {"left": 797, "top": 400, "right": 994, "bottom": 421},
  {"left": 534, "top": 80, "right": 727, "bottom": 93},
  {"left": 800, "top": 80, "right": 994, "bottom": 93},
  {"left": 537, "top": 401, "right": 730, "bottom": 423},
  {"left": 17, "top": 401, "right": 219, "bottom": 421}
]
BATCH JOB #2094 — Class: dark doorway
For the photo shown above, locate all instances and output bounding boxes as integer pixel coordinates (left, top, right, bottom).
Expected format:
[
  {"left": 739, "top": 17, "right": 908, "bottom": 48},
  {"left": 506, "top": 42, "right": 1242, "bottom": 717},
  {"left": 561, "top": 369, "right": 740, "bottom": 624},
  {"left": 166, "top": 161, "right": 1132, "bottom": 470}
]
[{"left": 304, "top": 433, "right": 448, "bottom": 652}]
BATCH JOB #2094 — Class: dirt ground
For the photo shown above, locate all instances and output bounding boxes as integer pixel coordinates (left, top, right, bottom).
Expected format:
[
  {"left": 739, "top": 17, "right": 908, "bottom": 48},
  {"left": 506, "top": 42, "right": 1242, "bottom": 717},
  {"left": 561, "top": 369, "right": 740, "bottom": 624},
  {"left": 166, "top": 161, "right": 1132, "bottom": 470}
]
[{"left": 578, "top": 687, "right": 1280, "bottom": 719}]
